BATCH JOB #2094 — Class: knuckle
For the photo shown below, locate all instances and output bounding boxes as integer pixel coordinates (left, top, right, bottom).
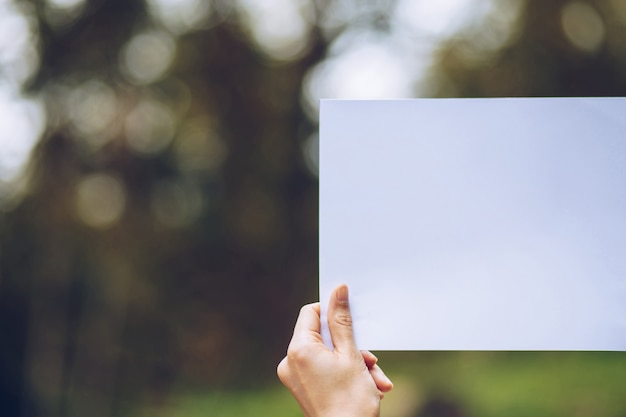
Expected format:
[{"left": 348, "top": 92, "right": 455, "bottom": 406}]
[
  {"left": 299, "top": 302, "right": 317, "bottom": 314},
  {"left": 298, "top": 304, "right": 310, "bottom": 316},
  {"left": 276, "top": 358, "right": 290, "bottom": 383},
  {"left": 333, "top": 311, "right": 353, "bottom": 327},
  {"left": 287, "top": 342, "right": 313, "bottom": 365}
]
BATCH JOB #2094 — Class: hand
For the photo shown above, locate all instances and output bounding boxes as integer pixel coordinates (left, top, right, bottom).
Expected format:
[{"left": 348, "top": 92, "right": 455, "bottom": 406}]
[{"left": 277, "top": 284, "right": 393, "bottom": 417}]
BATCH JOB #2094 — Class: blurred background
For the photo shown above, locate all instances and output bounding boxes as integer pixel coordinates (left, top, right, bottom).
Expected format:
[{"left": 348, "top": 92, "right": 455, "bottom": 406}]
[{"left": 1, "top": 0, "right": 626, "bottom": 416}]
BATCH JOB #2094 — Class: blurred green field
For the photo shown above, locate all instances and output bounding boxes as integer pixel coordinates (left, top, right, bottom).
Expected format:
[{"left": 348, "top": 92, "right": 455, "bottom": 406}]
[
  {"left": 141, "top": 352, "right": 626, "bottom": 417},
  {"left": 378, "top": 351, "right": 626, "bottom": 417}
]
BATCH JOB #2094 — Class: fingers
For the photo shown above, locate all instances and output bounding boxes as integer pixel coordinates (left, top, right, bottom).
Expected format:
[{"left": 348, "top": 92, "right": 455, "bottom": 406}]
[
  {"left": 361, "top": 350, "right": 393, "bottom": 393},
  {"left": 292, "top": 302, "right": 322, "bottom": 342},
  {"left": 327, "top": 284, "right": 358, "bottom": 354},
  {"left": 368, "top": 364, "right": 393, "bottom": 393},
  {"left": 278, "top": 291, "right": 392, "bottom": 416},
  {"left": 361, "top": 350, "right": 378, "bottom": 368},
  {"left": 279, "top": 303, "right": 323, "bottom": 389},
  {"left": 277, "top": 357, "right": 290, "bottom": 385}
]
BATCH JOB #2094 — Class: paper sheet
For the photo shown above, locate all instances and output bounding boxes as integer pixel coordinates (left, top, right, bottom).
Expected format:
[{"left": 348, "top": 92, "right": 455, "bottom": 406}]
[{"left": 319, "top": 98, "right": 626, "bottom": 351}]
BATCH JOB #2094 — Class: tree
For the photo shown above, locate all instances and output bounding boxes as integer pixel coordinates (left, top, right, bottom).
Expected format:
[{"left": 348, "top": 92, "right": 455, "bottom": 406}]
[
  {"left": 2, "top": 0, "right": 625, "bottom": 416},
  {"left": 2, "top": 0, "right": 323, "bottom": 415}
]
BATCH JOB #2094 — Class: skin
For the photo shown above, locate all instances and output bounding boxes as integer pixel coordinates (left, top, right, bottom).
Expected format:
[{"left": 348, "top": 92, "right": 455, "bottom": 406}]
[{"left": 277, "top": 284, "right": 393, "bottom": 417}]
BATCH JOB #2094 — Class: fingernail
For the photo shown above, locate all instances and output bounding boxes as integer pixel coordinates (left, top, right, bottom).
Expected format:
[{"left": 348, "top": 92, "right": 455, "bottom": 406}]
[{"left": 336, "top": 285, "right": 349, "bottom": 304}]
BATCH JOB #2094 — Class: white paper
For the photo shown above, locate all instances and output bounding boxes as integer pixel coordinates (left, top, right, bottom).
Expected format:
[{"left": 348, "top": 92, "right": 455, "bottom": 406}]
[{"left": 319, "top": 98, "right": 626, "bottom": 351}]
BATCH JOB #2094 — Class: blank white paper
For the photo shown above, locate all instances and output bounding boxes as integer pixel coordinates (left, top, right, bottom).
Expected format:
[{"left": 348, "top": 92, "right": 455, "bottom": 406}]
[{"left": 319, "top": 98, "right": 626, "bottom": 351}]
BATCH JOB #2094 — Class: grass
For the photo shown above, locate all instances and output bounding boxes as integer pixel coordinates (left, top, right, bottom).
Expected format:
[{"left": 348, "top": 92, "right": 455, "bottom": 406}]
[
  {"left": 379, "top": 351, "right": 626, "bottom": 417},
  {"left": 132, "top": 352, "right": 626, "bottom": 417}
]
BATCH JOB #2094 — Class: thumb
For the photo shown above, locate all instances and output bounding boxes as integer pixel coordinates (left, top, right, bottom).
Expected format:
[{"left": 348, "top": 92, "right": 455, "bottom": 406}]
[{"left": 327, "top": 284, "right": 358, "bottom": 353}]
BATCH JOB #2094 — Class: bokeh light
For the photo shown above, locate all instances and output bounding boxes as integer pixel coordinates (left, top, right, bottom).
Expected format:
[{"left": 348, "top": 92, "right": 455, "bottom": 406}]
[
  {"left": 302, "top": 31, "right": 415, "bottom": 122},
  {"left": 76, "top": 173, "right": 126, "bottom": 228},
  {"left": 0, "top": 89, "right": 44, "bottom": 183},
  {"left": 120, "top": 30, "right": 176, "bottom": 84},
  {"left": 441, "top": 0, "right": 525, "bottom": 69},
  {"left": 393, "top": 0, "right": 492, "bottom": 39},
  {"left": 310, "top": 33, "right": 414, "bottom": 98},
  {"left": 2, "top": 0, "right": 626, "bottom": 416},
  {"left": 0, "top": 1, "right": 39, "bottom": 87},
  {"left": 174, "top": 117, "right": 228, "bottom": 175},
  {"left": 145, "top": 0, "right": 214, "bottom": 34},
  {"left": 561, "top": 1, "right": 606, "bottom": 53},
  {"left": 610, "top": 0, "right": 626, "bottom": 23},
  {"left": 65, "top": 79, "right": 119, "bottom": 146},
  {"left": 44, "top": 0, "right": 86, "bottom": 29},
  {"left": 125, "top": 98, "right": 176, "bottom": 155},
  {"left": 236, "top": 0, "right": 314, "bottom": 61}
]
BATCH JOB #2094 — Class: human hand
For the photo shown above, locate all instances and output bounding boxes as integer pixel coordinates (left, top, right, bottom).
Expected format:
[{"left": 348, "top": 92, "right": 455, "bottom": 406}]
[{"left": 277, "top": 284, "right": 393, "bottom": 417}]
